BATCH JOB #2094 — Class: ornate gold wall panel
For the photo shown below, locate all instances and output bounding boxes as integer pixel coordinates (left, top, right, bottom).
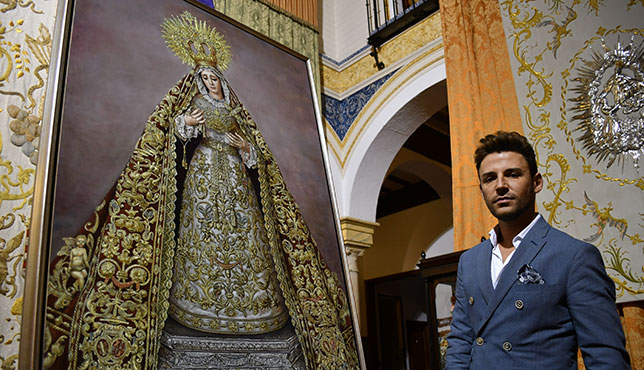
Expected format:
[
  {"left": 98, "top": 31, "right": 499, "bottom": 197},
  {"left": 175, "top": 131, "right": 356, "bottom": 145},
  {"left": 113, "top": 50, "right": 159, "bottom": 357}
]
[
  {"left": 0, "top": 0, "right": 57, "bottom": 368},
  {"left": 499, "top": 0, "right": 644, "bottom": 302}
]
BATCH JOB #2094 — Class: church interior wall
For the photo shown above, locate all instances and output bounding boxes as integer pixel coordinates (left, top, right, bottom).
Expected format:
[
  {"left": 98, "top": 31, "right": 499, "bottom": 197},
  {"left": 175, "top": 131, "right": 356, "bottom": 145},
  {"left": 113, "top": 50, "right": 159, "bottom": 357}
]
[{"left": 320, "top": 0, "right": 369, "bottom": 63}]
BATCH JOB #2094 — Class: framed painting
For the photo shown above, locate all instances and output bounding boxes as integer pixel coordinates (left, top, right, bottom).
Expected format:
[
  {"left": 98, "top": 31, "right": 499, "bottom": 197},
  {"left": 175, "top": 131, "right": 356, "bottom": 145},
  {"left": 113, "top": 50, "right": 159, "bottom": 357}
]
[{"left": 21, "top": 0, "right": 365, "bottom": 368}]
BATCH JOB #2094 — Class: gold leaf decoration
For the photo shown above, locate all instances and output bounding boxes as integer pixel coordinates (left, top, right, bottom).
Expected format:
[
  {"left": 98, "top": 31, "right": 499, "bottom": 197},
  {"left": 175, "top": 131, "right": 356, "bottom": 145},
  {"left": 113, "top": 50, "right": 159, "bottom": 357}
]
[{"left": 161, "top": 11, "right": 231, "bottom": 70}]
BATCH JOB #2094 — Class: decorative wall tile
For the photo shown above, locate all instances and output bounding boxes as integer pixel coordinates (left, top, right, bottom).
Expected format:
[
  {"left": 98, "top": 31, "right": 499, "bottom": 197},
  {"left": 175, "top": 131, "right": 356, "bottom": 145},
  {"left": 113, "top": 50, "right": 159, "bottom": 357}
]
[{"left": 323, "top": 70, "right": 397, "bottom": 140}]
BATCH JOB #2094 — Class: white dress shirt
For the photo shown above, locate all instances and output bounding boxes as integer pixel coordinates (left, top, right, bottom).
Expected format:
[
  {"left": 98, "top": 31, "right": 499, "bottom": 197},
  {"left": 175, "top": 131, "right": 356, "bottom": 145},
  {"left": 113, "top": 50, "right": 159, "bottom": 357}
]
[{"left": 488, "top": 214, "right": 541, "bottom": 289}]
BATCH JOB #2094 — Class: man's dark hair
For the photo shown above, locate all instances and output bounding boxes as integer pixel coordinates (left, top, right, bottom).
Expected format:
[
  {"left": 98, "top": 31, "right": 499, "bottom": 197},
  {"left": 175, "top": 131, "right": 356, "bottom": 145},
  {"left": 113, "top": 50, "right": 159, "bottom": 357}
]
[{"left": 474, "top": 131, "right": 538, "bottom": 176}]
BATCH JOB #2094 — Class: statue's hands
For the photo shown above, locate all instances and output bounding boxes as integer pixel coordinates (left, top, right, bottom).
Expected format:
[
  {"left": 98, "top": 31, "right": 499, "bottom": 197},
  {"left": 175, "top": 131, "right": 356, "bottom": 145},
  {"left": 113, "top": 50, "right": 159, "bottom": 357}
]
[
  {"left": 185, "top": 108, "right": 205, "bottom": 126},
  {"left": 227, "top": 132, "right": 250, "bottom": 153}
]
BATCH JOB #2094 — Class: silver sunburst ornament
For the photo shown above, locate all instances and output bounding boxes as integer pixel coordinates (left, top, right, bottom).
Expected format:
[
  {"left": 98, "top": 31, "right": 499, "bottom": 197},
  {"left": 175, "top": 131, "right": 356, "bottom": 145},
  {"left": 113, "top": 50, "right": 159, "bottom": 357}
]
[{"left": 570, "top": 36, "right": 644, "bottom": 170}]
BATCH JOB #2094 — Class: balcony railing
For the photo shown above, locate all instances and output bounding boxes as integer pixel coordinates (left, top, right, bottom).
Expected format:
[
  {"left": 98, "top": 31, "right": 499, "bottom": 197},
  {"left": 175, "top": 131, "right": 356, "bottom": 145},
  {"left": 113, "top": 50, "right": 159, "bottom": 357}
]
[{"left": 366, "top": 0, "right": 439, "bottom": 69}]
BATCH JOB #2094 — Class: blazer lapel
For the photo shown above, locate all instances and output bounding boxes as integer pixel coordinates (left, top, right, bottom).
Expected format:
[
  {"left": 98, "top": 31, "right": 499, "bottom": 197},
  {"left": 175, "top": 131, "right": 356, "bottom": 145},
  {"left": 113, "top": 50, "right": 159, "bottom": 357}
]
[
  {"left": 476, "top": 239, "right": 494, "bottom": 304},
  {"left": 475, "top": 217, "right": 551, "bottom": 334}
]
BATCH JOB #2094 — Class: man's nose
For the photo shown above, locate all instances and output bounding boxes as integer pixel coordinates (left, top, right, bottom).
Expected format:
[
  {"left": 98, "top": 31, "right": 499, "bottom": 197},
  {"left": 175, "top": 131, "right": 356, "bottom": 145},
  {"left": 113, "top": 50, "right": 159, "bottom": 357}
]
[{"left": 495, "top": 177, "right": 509, "bottom": 193}]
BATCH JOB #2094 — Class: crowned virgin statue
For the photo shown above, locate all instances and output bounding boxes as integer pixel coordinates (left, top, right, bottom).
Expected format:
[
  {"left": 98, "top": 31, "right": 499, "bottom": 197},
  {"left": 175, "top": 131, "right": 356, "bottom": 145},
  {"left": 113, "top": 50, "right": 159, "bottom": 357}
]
[{"left": 44, "top": 12, "right": 358, "bottom": 370}]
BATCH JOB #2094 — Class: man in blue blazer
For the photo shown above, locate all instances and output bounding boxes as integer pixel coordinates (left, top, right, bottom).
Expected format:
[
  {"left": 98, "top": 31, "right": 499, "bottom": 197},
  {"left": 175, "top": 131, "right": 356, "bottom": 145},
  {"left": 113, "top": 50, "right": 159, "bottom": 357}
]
[{"left": 445, "top": 131, "right": 630, "bottom": 369}]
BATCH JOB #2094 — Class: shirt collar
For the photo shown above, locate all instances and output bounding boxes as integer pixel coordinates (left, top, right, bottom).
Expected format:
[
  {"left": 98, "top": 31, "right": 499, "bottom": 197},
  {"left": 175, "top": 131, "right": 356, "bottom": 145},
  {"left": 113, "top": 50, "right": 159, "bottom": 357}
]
[{"left": 488, "top": 213, "right": 541, "bottom": 249}]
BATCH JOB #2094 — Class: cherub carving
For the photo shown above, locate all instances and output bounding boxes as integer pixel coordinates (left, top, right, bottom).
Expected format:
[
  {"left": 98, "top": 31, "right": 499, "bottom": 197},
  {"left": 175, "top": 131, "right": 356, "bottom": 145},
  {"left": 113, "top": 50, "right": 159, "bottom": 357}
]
[{"left": 63, "top": 235, "right": 90, "bottom": 291}]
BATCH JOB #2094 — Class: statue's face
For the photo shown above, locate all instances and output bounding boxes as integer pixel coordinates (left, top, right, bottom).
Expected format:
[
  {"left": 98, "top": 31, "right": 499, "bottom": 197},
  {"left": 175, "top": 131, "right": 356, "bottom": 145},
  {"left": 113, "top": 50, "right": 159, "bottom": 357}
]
[{"left": 200, "top": 70, "right": 223, "bottom": 99}]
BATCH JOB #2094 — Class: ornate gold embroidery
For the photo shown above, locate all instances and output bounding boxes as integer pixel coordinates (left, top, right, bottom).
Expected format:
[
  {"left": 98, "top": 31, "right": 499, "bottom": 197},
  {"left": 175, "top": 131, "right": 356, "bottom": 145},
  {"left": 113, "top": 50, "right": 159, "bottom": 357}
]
[
  {"left": 239, "top": 110, "right": 359, "bottom": 369},
  {"left": 502, "top": 3, "right": 553, "bottom": 108},
  {"left": 541, "top": 154, "right": 574, "bottom": 225},
  {"left": 169, "top": 107, "right": 288, "bottom": 333},
  {"left": 1, "top": 3, "right": 55, "bottom": 368},
  {"left": 44, "top": 76, "right": 192, "bottom": 369},
  {"left": 627, "top": 0, "right": 644, "bottom": 10}
]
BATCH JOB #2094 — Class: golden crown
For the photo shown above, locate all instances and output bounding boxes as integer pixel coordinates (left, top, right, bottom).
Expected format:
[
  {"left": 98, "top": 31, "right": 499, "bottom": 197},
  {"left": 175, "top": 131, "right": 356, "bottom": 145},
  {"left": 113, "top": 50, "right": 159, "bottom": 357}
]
[{"left": 161, "top": 11, "right": 231, "bottom": 70}]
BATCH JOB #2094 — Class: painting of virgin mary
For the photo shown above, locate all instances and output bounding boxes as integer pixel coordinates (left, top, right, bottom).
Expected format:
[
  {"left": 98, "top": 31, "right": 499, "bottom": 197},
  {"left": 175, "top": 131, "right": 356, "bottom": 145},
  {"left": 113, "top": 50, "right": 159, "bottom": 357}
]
[{"left": 43, "top": 4, "right": 359, "bottom": 369}]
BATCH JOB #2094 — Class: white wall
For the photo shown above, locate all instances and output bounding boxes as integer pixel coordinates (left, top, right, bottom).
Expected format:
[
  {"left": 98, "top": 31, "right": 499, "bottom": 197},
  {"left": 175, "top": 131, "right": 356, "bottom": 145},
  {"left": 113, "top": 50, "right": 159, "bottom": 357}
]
[{"left": 321, "top": 0, "right": 370, "bottom": 63}]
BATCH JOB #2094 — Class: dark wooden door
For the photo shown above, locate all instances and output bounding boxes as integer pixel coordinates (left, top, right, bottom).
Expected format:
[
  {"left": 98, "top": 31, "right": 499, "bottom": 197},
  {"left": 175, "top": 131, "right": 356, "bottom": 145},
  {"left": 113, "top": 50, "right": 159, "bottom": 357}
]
[
  {"left": 406, "top": 320, "right": 431, "bottom": 370},
  {"left": 378, "top": 295, "right": 406, "bottom": 370}
]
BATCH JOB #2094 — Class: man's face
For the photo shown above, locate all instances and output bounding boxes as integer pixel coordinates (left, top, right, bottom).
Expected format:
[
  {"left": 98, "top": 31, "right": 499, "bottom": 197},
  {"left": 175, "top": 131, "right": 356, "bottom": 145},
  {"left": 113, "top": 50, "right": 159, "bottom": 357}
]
[{"left": 478, "top": 151, "right": 542, "bottom": 221}]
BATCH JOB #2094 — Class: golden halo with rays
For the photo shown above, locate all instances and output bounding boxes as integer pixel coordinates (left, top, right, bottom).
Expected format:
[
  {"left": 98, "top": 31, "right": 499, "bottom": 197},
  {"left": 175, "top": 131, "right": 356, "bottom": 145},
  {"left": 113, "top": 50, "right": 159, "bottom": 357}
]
[{"left": 162, "top": 11, "right": 231, "bottom": 71}]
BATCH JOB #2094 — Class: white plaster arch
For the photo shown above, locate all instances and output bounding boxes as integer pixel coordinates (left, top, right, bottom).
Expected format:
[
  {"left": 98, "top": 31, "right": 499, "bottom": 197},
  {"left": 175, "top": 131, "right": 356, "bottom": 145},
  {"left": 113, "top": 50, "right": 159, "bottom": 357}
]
[
  {"left": 424, "top": 226, "right": 454, "bottom": 259},
  {"left": 342, "top": 58, "right": 447, "bottom": 222}
]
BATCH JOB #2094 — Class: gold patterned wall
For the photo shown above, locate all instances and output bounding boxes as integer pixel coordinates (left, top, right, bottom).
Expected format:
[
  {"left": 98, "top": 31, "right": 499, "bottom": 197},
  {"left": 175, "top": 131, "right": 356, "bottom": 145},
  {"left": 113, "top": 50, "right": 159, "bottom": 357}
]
[
  {"left": 0, "top": 0, "right": 57, "bottom": 367},
  {"left": 499, "top": 0, "right": 644, "bottom": 302}
]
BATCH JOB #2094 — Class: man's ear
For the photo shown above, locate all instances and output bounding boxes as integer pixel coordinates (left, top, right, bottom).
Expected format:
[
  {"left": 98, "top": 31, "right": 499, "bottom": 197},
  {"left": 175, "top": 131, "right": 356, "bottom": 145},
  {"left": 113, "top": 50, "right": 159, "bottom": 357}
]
[{"left": 533, "top": 172, "right": 543, "bottom": 193}]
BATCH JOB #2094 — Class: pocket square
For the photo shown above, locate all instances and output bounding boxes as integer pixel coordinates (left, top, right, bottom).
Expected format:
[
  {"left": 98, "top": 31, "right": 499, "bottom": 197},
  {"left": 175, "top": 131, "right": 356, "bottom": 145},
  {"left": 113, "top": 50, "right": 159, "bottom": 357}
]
[{"left": 517, "top": 264, "right": 545, "bottom": 285}]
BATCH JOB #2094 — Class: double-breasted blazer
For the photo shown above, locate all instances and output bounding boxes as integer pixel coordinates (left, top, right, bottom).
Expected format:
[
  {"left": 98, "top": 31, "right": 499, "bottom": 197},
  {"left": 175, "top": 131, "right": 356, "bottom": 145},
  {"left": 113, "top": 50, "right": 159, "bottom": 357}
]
[{"left": 445, "top": 217, "right": 630, "bottom": 370}]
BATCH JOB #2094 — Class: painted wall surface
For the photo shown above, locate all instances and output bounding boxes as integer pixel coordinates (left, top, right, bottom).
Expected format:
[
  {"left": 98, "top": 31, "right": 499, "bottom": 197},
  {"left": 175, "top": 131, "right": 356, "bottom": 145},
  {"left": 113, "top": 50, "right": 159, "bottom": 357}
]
[
  {"left": 0, "top": 0, "right": 57, "bottom": 366},
  {"left": 366, "top": 199, "right": 453, "bottom": 280},
  {"left": 499, "top": 0, "right": 644, "bottom": 302},
  {"left": 320, "top": 0, "right": 369, "bottom": 63}
]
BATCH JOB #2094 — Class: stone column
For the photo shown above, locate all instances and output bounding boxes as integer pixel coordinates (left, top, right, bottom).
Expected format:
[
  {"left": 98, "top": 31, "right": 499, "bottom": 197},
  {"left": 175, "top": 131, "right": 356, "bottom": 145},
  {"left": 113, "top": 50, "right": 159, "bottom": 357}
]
[{"left": 340, "top": 217, "right": 379, "bottom": 326}]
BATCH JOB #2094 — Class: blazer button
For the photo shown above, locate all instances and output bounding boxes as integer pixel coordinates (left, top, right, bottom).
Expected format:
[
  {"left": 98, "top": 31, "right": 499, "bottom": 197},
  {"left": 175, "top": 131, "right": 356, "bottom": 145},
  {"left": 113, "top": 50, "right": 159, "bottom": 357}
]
[
  {"left": 503, "top": 341, "right": 512, "bottom": 351},
  {"left": 476, "top": 337, "right": 484, "bottom": 346},
  {"left": 515, "top": 299, "right": 524, "bottom": 310},
  {"left": 469, "top": 296, "right": 474, "bottom": 305}
]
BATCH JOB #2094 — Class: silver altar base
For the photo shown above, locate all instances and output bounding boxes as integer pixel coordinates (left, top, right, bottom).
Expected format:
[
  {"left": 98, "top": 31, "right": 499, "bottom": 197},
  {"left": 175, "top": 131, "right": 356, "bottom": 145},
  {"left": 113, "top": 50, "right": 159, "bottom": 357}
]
[{"left": 158, "top": 317, "right": 306, "bottom": 369}]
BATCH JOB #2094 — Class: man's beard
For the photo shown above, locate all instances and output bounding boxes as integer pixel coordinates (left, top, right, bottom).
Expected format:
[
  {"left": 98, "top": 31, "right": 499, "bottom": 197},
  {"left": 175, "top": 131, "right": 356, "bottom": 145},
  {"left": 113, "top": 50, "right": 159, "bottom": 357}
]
[
  {"left": 490, "top": 200, "right": 534, "bottom": 221},
  {"left": 485, "top": 187, "right": 535, "bottom": 222}
]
